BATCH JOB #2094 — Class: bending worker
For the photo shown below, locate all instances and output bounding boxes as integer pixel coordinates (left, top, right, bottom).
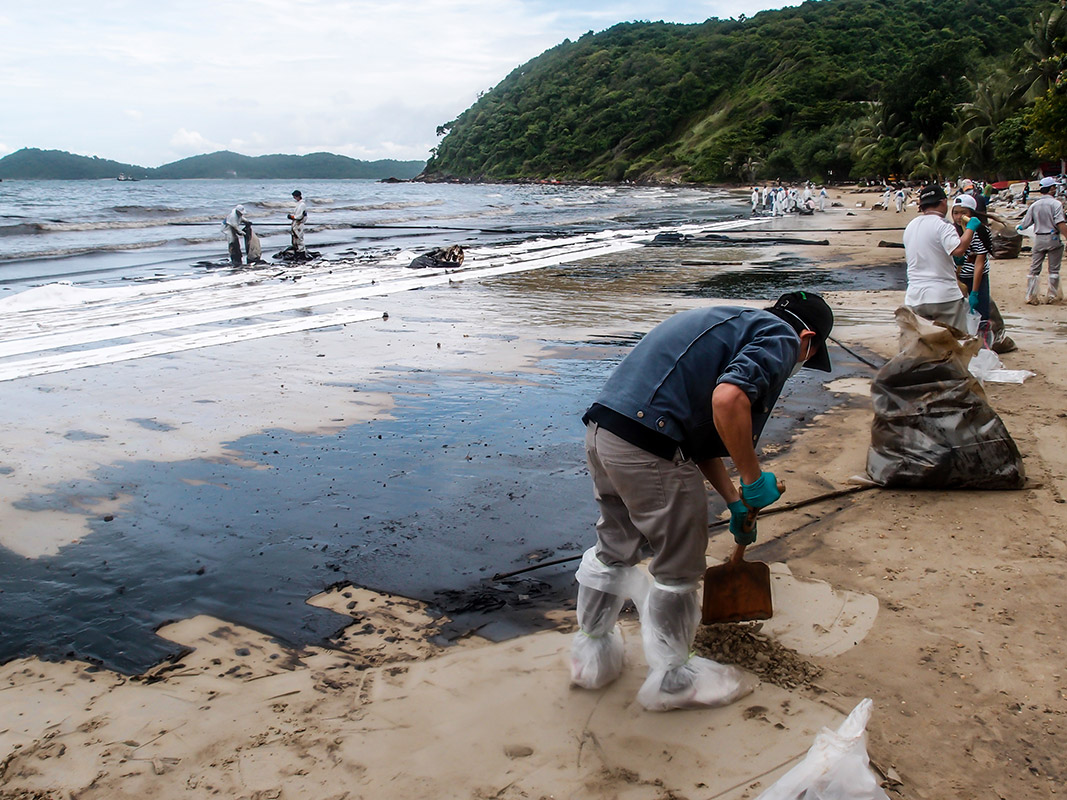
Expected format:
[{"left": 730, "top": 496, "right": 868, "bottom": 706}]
[
  {"left": 571, "top": 291, "right": 834, "bottom": 711},
  {"left": 288, "top": 189, "right": 307, "bottom": 258},
  {"left": 222, "top": 204, "right": 252, "bottom": 266}
]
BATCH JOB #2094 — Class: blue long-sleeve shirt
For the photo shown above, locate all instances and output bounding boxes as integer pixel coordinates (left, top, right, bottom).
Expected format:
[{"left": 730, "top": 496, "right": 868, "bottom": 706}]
[{"left": 584, "top": 307, "right": 800, "bottom": 460}]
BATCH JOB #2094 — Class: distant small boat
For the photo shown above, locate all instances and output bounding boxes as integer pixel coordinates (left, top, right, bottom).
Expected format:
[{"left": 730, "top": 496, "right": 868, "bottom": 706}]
[{"left": 116, "top": 173, "right": 139, "bottom": 182}]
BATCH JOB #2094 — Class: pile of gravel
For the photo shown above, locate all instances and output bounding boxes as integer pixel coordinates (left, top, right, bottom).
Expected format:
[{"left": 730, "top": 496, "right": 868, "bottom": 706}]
[{"left": 694, "top": 622, "right": 823, "bottom": 690}]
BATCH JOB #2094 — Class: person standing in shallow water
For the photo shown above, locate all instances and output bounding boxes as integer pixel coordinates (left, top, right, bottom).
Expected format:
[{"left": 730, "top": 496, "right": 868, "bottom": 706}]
[{"left": 288, "top": 190, "right": 307, "bottom": 257}]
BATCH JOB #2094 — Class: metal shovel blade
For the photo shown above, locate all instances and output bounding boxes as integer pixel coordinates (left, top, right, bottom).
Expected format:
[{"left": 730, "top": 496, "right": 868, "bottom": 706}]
[{"left": 701, "top": 543, "right": 773, "bottom": 624}]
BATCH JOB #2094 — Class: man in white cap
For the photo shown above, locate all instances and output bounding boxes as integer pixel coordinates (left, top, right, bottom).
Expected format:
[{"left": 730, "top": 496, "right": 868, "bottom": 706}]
[
  {"left": 1018, "top": 177, "right": 1067, "bottom": 303},
  {"left": 221, "top": 204, "right": 251, "bottom": 266},
  {"left": 902, "top": 184, "right": 980, "bottom": 330}
]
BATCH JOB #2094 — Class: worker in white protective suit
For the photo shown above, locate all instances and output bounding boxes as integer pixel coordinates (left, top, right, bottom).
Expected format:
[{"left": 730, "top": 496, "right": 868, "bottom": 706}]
[
  {"left": 287, "top": 190, "right": 307, "bottom": 257},
  {"left": 221, "top": 204, "right": 252, "bottom": 266},
  {"left": 574, "top": 291, "right": 835, "bottom": 711}
]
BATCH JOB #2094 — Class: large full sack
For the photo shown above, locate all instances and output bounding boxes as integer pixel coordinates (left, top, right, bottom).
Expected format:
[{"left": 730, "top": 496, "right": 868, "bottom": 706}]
[
  {"left": 247, "top": 230, "right": 263, "bottom": 262},
  {"left": 990, "top": 232, "right": 1022, "bottom": 259},
  {"left": 866, "top": 307, "right": 1024, "bottom": 489}
]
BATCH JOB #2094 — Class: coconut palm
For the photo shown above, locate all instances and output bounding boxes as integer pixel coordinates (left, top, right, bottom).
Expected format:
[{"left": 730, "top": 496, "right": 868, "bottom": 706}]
[{"left": 1016, "top": 6, "right": 1067, "bottom": 100}]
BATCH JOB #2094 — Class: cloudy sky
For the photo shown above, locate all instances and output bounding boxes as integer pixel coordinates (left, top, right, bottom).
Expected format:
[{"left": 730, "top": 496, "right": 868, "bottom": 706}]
[{"left": 0, "top": 1, "right": 794, "bottom": 167}]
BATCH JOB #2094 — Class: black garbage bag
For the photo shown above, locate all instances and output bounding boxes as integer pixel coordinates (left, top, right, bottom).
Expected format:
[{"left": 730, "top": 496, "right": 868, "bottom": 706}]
[
  {"left": 866, "top": 307, "right": 1024, "bottom": 489},
  {"left": 990, "top": 232, "right": 1022, "bottom": 259},
  {"left": 408, "top": 245, "right": 464, "bottom": 269}
]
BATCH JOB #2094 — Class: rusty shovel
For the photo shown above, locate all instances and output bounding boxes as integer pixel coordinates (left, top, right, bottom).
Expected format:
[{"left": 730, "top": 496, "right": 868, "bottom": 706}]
[{"left": 701, "top": 482, "right": 783, "bottom": 624}]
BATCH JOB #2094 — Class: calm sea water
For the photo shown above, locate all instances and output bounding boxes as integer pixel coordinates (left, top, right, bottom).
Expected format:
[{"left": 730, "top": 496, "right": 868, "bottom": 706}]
[{"left": 0, "top": 179, "right": 744, "bottom": 286}]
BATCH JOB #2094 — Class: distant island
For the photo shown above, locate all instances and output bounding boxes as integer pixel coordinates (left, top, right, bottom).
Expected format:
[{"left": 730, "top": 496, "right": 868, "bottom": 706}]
[{"left": 0, "top": 148, "right": 426, "bottom": 180}]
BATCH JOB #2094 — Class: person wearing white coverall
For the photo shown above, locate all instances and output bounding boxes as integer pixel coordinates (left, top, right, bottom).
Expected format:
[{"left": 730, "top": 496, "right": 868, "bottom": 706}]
[
  {"left": 222, "top": 204, "right": 251, "bottom": 266},
  {"left": 288, "top": 190, "right": 307, "bottom": 256},
  {"left": 573, "top": 291, "right": 835, "bottom": 711}
]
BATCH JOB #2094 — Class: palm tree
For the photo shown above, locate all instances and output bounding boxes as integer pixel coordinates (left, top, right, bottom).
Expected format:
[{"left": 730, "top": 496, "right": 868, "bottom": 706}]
[{"left": 1016, "top": 6, "right": 1067, "bottom": 100}]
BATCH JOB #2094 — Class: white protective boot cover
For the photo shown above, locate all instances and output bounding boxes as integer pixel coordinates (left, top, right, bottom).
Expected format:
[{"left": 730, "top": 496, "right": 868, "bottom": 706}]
[
  {"left": 637, "top": 582, "right": 757, "bottom": 712},
  {"left": 1048, "top": 272, "right": 1063, "bottom": 302},
  {"left": 570, "top": 549, "right": 651, "bottom": 690},
  {"left": 1026, "top": 275, "right": 1042, "bottom": 303},
  {"left": 571, "top": 584, "right": 626, "bottom": 689}
]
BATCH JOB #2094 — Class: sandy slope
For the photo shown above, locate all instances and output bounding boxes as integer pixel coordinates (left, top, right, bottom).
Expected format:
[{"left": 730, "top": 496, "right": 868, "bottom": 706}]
[{"left": 2, "top": 187, "right": 1065, "bottom": 799}]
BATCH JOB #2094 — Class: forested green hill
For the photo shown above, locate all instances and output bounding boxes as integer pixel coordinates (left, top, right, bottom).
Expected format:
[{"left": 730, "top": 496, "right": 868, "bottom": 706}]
[
  {"left": 150, "top": 151, "right": 425, "bottom": 179},
  {"left": 423, "top": 0, "right": 1061, "bottom": 183},
  {"left": 0, "top": 148, "right": 144, "bottom": 179},
  {"left": 0, "top": 149, "right": 425, "bottom": 180}
]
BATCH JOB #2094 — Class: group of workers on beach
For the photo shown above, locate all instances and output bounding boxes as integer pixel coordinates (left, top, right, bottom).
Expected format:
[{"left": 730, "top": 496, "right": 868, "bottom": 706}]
[
  {"left": 221, "top": 190, "right": 308, "bottom": 267},
  {"left": 750, "top": 182, "right": 829, "bottom": 215},
  {"left": 903, "top": 175, "right": 1065, "bottom": 346}
]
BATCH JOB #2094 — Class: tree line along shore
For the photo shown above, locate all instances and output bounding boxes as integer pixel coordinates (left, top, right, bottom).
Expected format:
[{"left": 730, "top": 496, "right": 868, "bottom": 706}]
[{"left": 424, "top": 0, "right": 1067, "bottom": 186}]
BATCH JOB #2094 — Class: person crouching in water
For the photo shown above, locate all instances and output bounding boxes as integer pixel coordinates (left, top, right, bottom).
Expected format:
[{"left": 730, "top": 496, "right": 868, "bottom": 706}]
[
  {"left": 950, "top": 194, "right": 993, "bottom": 338},
  {"left": 222, "top": 204, "right": 252, "bottom": 266},
  {"left": 571, "top": 292, "right": 834, "bottom": 711}
]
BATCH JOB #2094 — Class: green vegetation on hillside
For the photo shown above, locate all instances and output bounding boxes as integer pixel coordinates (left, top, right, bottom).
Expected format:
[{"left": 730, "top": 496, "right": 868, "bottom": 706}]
[
  {"left": 424, "top": 0, "right": 1065, "bottom": 183},
  {"left": 0, "top": 148, "right": 144, "bottom": 179},
  {"left": 0, "top": 149, "right": 425, "bottom": 180}
]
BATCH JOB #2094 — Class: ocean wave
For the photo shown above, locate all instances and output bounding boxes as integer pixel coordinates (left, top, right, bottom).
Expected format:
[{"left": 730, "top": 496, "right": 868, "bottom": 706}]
[
  {"left": 110, "top": 205, "right": 186, "bottom": 215},
  {"left": 37, "top": 216, "right": 216, "bottom": 232},
  {"left": 0, "top": 238, "right": 183, "bottom": 263},
  {"left": 330, "top": 199, "right": 445, "bottom": 212},
  {"left": 0, "top": 222, "right": 47, "bottom": 237},
  {"left": 250, "top": 200, "right": 297, "bottom": 210}
]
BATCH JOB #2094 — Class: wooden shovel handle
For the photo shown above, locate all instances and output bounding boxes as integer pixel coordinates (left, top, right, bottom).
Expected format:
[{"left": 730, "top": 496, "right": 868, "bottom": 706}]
[{"left": 729, "top": 542, "right": 748, "bottom": 566}]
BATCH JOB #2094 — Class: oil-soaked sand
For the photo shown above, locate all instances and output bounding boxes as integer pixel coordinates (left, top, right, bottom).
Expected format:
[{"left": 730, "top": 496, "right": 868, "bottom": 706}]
[{"left": 0, "top": 247, "right": 879, "bottom": 673}]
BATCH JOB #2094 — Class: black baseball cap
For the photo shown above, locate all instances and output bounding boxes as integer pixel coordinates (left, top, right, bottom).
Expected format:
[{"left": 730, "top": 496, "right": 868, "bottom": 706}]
[
  {"left": 918, "top": 184, "right": 946, "bottom": 208},
  {"left": 769, "top": 291, "right": 834, "bottom": 372}
]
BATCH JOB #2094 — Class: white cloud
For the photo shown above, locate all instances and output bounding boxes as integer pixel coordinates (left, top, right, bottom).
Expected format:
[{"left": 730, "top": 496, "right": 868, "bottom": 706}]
[
  {"left": 169, "top": 129, "right": 222, "bottom": 155},
  {"left": 0, "top": 0, "right": 795, "bottom": 165}
]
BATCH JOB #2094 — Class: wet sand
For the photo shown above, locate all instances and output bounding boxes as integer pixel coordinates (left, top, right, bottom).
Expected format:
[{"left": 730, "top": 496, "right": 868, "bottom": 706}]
[{"left": 2, "top": 187, "right": 1066, "bottom": 799}]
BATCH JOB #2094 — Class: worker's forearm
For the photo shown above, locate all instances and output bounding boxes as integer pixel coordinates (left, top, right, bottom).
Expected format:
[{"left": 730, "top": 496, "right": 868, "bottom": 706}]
[
  {"left": 973, "top": 254, "right": 986, "bottom": 290},
  {"left": 950, "top": 229, "right": 975, "bottom": 257},
  {"left": 697, "top": 458, "right": 740, "bottom": 504},
  {"left": 711, "top": 383, "right": 761, "bottom": 485}
]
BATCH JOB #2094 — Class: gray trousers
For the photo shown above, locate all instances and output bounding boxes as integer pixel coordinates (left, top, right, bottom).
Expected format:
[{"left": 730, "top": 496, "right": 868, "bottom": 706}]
[
  {"left": 585, "top": 423, "right": 707, "bottom": 585},
  {"left": 291, "top": 222, "right": 306, "bottom": 253},
  {"left": 908, "top": 298, "right": 969, "bottom": 332},
  {"left": 1027, "top": 234, "right": 1063, "bottom": 302}
]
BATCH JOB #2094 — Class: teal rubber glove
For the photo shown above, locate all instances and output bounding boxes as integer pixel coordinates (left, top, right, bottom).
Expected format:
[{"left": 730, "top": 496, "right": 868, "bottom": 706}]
[
  {"left": 966, "top": 216, "right": 981, "bottom": 231},
  {"left": 728, "top": 499, "right": 755, "bottom": 545},
  {"left": 968, "top": 291, "right": 980, "bottom": 311},
  {"left": 741, "top": 471, "right": 782, "bottom": 510}
]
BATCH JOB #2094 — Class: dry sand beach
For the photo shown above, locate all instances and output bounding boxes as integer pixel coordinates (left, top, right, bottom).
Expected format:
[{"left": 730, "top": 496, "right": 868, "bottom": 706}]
[{"left": 1, "top": 188, "right": 1065, "bottom": 799}]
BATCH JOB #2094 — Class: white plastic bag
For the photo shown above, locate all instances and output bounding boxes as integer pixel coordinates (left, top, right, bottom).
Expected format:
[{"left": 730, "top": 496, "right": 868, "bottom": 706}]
[
  {"left": 968, "top": 348, "right": 1036, "bottom": 384},
  {"left": 755, "top": 699, "right": 890, "bottom": 800},
  {"left": 964, "top": 310, "right": 981, "bottom": 337}
]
